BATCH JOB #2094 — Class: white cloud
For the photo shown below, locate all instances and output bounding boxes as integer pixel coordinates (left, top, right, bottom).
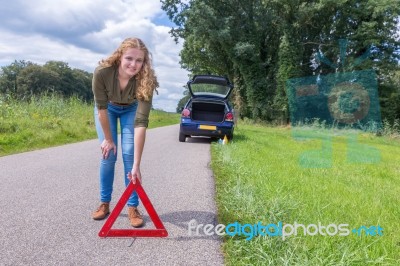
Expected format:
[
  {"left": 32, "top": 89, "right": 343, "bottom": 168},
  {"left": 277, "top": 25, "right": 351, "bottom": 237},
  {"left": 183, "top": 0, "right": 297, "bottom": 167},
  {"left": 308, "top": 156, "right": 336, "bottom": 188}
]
[
  {"left": 0, "top": 0, "right": 189, "bottom": 112},
  {"left": 0, "top": 30, "right": 103, "bottom": 71}
]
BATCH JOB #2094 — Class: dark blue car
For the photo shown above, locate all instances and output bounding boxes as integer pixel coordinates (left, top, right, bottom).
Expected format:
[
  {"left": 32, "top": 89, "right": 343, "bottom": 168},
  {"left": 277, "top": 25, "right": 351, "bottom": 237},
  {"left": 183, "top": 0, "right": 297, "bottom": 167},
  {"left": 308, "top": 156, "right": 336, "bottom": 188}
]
[{"left": 179, "top": 75, "right": 235, "bottom": 142}]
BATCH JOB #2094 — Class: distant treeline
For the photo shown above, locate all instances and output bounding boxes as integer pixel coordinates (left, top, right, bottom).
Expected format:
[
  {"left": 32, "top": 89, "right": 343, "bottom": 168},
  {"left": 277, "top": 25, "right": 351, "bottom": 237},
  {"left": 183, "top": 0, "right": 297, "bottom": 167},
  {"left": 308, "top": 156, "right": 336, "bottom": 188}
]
[
  {"left": 0, "top": 60, "right": 93, "bottom": 102},
  {"left": 165, "top": 0, "right": 400, "bottom": 124}
]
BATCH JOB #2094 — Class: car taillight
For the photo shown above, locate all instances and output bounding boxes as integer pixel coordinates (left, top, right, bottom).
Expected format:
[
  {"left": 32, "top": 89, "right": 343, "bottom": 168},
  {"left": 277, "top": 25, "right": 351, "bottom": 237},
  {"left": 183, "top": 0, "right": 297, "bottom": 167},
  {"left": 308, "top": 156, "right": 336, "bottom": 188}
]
[
  {"left": 182, "top": 108, "right": 190, "bottom": 118},
  {"left": 225, "top": 112, "right": 234, "bottom": 122}
]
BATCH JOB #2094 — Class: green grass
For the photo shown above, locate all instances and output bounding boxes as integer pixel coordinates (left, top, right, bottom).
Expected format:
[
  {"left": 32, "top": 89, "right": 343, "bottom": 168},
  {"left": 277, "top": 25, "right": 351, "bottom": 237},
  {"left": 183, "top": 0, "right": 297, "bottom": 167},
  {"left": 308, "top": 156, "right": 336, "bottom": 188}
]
[
  {"left": 148, "top": 109, "right": 180, "bottom": 129},
  {"left": 211, "top": 122, "right": 400, "bottom": 265},
  {"left": 0, "top": 95, "right": 179, "bottom": 156}
]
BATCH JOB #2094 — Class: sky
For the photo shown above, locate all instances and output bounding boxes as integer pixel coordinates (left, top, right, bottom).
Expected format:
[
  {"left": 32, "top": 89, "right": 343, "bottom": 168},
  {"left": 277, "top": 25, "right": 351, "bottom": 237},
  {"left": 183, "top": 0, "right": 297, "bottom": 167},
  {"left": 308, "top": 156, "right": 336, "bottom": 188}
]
[{"left": 0, "top": 0, "right": 189, "bottom": 112}]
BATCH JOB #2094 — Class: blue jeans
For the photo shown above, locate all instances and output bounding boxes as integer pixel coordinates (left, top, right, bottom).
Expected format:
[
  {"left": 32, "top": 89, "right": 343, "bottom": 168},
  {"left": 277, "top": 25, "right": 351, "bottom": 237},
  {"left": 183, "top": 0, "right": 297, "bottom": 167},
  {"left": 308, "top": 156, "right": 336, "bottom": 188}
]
[{"left": 94, "top": 102, "right": 138, "bottom": 207}]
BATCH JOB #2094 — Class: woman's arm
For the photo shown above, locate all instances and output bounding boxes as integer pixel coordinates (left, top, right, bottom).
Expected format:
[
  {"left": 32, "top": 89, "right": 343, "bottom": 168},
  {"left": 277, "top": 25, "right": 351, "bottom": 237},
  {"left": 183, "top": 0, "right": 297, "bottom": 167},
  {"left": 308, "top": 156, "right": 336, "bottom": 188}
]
[
  {"left": 98, "top": 109, "right": 116, "bottom": 159},
  {"left": 129, "top": 126, "right": 146, "bottom": 183}
]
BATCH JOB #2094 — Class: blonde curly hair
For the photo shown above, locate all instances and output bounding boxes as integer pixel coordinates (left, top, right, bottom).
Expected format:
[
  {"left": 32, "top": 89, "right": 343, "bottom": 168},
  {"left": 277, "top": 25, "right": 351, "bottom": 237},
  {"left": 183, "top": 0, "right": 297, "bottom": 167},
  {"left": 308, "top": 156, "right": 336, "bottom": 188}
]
[{"left": 99, "top": 37, "right": 159, "bottom": 101}]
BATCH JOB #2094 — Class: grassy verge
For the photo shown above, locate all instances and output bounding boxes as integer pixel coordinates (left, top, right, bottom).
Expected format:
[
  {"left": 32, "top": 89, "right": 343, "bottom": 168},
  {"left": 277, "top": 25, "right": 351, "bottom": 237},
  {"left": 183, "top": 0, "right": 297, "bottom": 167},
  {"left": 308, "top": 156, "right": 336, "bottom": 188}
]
[
  {"left": 0, "top": 95, "right": 179, "bottom": 157},
  {"left": 148, "top": 109, "right": 180, "bottom": 129},
  {"left": 211, "top": 122, "right": 400, "bottom": 265}
]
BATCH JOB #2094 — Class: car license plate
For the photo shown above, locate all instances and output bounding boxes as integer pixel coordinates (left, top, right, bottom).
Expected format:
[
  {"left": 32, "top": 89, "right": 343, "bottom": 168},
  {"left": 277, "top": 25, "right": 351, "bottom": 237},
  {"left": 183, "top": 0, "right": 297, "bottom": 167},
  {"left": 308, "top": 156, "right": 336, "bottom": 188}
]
[{"left": 199, "top": 125, "right": 216, "bottom": 130}]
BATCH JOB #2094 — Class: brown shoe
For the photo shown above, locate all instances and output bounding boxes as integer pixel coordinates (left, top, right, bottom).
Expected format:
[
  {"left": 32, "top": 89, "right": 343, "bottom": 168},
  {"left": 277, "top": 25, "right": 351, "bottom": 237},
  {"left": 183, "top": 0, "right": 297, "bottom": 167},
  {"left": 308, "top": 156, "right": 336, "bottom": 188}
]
[
  {"left": 92, "top": 202, "right": 110, "bottom": 220},
  {"left": 128, "top": 206, "right": 144, "bottom": 227}
]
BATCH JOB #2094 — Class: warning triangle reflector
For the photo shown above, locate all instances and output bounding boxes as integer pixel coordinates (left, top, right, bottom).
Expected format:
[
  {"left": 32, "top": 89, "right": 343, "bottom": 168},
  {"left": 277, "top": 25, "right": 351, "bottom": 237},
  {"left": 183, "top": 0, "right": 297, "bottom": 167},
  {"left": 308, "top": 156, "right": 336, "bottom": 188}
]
[{"left": 98, "top": 180, "right": 168, "bottom": 238}]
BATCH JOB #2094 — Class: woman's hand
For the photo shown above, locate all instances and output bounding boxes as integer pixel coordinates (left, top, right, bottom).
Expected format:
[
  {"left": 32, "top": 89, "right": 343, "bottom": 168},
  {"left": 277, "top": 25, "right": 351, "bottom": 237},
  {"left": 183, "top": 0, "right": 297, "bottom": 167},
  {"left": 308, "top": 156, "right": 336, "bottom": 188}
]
[
  {"left": 100, "top": 139, "right": 116, "bottom": 159},
  {"left": 128, "top": 164, "right": 142, "bottom": 184}
]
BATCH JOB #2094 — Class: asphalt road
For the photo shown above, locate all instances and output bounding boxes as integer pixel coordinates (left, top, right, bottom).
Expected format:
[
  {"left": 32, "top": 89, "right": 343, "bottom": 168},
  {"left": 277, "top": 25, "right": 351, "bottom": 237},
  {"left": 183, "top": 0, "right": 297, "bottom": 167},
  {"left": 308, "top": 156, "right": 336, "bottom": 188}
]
[{"left": 0, "top": 124, "right": 224, "bottom": 265}]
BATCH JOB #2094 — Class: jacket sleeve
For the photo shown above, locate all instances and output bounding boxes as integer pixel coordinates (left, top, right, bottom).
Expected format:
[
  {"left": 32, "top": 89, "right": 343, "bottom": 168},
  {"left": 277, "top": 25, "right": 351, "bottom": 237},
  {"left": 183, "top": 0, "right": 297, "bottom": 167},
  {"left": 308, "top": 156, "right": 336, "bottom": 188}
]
[
  {"left": 92, "top": 67, "right": 108, "bottom": 109},
  {"left": 134, "top": 98, "right": 152, "bottom": 128}
]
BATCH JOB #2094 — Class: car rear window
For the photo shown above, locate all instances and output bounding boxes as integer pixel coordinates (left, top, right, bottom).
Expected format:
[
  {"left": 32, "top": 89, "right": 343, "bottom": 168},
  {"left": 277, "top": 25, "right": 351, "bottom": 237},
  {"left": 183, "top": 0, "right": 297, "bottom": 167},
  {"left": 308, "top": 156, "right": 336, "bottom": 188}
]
[{"left": 190, "top": 83, "right": 231, "bottom": 98}]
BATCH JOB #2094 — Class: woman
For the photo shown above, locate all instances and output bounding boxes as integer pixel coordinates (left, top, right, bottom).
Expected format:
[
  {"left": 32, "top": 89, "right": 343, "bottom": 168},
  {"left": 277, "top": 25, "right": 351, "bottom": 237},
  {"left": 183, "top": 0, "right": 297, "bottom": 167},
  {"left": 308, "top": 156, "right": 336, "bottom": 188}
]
[{"left": 91, "top": 37, "right": 158, "bottom": 227}]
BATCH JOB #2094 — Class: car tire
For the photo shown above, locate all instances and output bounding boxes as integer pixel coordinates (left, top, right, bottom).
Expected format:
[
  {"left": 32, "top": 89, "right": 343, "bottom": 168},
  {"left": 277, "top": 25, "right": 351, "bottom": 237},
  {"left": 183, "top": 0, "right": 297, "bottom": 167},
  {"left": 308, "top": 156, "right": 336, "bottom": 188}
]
[
  {"left": 179, "top": 132, "right": 186, "bottom": 142},
  {"left": 227, "top": 134, "right": 233, "bottom": 141}
]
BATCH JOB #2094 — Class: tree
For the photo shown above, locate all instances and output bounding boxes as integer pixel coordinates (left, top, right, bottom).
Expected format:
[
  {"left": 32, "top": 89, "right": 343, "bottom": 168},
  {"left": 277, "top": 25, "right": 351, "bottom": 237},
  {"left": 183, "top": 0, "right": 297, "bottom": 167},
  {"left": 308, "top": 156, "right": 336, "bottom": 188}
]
[
  {"left": 43, "top": 61, "right": 75, "bottom": 96},
  {"left": 71, "top": 68, "right": 93, "bottom": 101},
  {"left": 176, "top": 86, "right": 191, "bottom": 113},
  {"left": 379, "top": 67, "right": 400, "bottom": 124},
  {"left": 0, "top": 60, "right": 93, "bottom": 101},
  {"left": 17, "top": 64, "right": 59, "bottom": 98},
  {"left": 0, "top": 60, "right": 32, "bottom": 95},
  {"left": 162, "top": 0, "right": 400, "bottom": 122}
]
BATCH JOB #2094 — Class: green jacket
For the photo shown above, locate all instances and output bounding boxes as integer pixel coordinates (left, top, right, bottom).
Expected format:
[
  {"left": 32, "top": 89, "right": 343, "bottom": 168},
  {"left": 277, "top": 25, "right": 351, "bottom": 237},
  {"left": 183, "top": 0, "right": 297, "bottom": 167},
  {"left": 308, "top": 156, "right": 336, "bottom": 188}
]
[{"left": 92, "top": 65, "right": 152, "bottom": 128}]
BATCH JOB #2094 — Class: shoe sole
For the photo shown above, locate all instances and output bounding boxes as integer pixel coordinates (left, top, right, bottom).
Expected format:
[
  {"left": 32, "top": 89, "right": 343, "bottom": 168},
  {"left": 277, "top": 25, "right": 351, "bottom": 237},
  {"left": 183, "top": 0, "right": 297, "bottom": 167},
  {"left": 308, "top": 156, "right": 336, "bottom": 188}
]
[
  {"left": 92, "top": 212, "right": 110, "bottom": 220},
  {"left": 130, "top": 221, "right": 145, "bottom": 228}
]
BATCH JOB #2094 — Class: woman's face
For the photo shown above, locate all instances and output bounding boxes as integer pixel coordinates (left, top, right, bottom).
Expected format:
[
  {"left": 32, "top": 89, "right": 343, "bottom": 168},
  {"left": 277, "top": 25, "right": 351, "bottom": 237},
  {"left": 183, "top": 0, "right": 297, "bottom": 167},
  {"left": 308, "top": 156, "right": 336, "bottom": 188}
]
[{"left": 119, "top": 47, "right": 145, "bottom": 78}]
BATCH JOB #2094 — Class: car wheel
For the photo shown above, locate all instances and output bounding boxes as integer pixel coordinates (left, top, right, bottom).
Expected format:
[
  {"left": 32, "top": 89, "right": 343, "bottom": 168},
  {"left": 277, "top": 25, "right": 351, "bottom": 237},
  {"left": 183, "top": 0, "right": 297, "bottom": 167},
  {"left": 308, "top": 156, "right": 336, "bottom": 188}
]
[
  {"left": 227, "top": 134, "right": 233, "bottom": 141},
  {"left": 179, "top": 132, "right": 186, "bottom": 142}
]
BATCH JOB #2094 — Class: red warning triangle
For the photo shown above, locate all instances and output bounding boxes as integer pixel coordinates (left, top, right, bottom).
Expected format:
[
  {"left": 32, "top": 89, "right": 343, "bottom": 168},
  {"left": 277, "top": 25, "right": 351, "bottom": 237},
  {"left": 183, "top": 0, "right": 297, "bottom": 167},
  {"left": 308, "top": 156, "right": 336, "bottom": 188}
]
[{"left": 98, "top": 180, "right": 168, "bottom": 238}]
